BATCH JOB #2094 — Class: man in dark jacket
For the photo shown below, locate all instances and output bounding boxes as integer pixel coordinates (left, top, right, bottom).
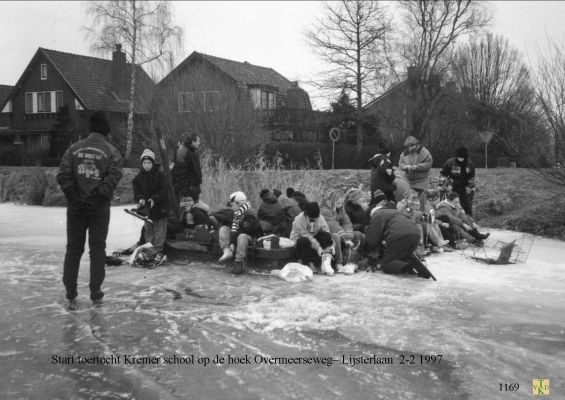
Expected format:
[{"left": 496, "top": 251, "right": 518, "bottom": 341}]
[
  {"left": 369, "top": 144, "right": 395, "bottom": 202},
  {"left": 172, "top": 134, "right": 202, "bottom": 203},
  {"left": 440, "top": 147, "right": 476, "bottom": 215},
  {"left": 56, "top": 111, "right": 123, "bottom": 302},
  {"left": 365, "top": 208, "right": 432, "bottom": 279}
]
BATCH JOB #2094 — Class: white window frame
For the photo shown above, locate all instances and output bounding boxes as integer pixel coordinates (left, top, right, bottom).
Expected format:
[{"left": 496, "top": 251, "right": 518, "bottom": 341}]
[
  {"left": 178, "top": 91, "right": 220, "bottom": 113},
  {"left": 40, "top": 64, "right": 47, "bottom": 80},
  {"left": 24, "top": 90, "right": 63, "bottom": 114}
]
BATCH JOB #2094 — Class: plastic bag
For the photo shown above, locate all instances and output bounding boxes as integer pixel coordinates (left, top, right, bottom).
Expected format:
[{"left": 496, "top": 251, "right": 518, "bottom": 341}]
[{"left": 271, "top": 262, "right": 314, "bottom": 282}]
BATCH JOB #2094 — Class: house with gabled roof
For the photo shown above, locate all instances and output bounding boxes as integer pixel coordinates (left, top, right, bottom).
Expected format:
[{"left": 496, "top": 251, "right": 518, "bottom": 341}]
[
  {"left": 0, "top": 45, "right": 155, "bottom": 165},
  {"left": 152, "top": 51, "right": 313, "bottom": 152}
]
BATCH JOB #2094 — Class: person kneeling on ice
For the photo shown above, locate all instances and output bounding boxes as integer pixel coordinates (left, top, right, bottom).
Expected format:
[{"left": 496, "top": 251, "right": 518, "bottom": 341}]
[
  {"left": 364, "top": 203, "right": 433, "bottom": 279},
  {"left": 435, "top": 192, "right": 489, "bottom": 247},
  {"left": 132, "top": 149, "right": 169, "bottom": 265},
  {"left": 290, "top": 201, "right": 335, "bottom": 275},
  {"left": 218, "top": 191, "right": 261, "bottom": 274}
]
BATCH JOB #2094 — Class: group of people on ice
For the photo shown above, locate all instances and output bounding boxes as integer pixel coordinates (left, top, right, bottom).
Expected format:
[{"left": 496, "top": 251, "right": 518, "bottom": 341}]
[{"left": 55, "top": 111, "right": 490, "bottom": 303}]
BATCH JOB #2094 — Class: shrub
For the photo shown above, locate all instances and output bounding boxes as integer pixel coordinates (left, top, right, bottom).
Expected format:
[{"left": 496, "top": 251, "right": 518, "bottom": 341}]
[{"left": 2, "top": 169, "right": 47, "bottom": 205}]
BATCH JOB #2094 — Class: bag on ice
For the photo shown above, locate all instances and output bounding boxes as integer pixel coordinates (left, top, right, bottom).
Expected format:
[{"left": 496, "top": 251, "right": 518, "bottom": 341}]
[{"left": 271, "top": 262, "right": 314, "bottom": 282}]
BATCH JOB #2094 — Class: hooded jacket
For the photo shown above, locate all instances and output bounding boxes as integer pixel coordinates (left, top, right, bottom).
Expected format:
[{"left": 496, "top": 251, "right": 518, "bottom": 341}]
[
  {"left": 369, "top": 153, "right": 395, "bottom": 193},
  {"left": 320, "top": 189, "right": 354, "bottom": 238},
  {"left": 398, "top": 138, "right": 433, "bottom": 190},
  {"left": 57, "top": 132, "right": 123, "bottom": 203},
  {"left": 132, "top": 165, "right": 169, "bottom": 219},
  {"left": 258, "top": 192, "right": 284, "bottom": 227}
]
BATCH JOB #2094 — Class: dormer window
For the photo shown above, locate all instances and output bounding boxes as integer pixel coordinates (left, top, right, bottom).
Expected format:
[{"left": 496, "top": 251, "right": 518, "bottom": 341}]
[{"left": 40, "top": 64, "right": 47, "bottom": 80}]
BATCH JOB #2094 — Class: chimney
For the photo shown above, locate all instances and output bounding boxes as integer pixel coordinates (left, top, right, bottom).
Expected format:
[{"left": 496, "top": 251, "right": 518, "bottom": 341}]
[
  {"left": 291, "top": 81, "right": 299, "bottom": 88},
  {"left": 112, "top": 44, "right": 129, "bottom": 100},
  {"left": 407, "top": 66, "right": 419, "bottom": 84}
]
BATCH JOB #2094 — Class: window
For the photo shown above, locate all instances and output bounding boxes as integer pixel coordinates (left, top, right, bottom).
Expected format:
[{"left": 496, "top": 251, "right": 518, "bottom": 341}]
[
  {"left": 41, "top": 64, "right": 47, "bottom": 80},
  {"left": 178, "top": 91, "right": 220, "bottom": 113},
  {"left": 25, "top": 93, "right": 33, "bottom": 113},
  {"left": 251, "top": 89, "right": 276, "bottom": 110},
  {"left": 24, "top": 91, "right": 63, "bottom": 114}
]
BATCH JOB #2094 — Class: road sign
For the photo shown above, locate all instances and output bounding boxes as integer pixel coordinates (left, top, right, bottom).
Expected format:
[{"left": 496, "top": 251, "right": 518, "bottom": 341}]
[{"left": 329, "top": 127, "right": 341, "bottom": 142}]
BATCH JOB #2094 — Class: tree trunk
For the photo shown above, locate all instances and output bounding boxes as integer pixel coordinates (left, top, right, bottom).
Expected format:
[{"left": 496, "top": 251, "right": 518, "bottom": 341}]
[{"left": 124, "top": 3, "right": 137, "bottom": 161}]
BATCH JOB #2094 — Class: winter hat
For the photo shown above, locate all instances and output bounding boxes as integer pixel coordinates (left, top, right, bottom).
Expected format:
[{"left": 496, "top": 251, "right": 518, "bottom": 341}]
[
  {"left": 373, "top": 189, "right": 387, "bottom": 204},
  {"left": 273, "top": 189, "right": 282, "bottom": 198},
  {"left": 140, "top": 149, "right": 156, "bottom": 164},
  {"left": 305, "top": 201, "right": 320, "bottom": 219},
  {"left": 259, "top": 189, "right": 270, "bottom": 200},
  {"left": 286, "top": 187, "right": 295, "bottom": 197},
  {"left": 89, "top": 111, "right": 111, "bottom": 136},
  {"left": 291, "top": 190, "right": 306, "bottom": 200},
  {"left": 403, "top": 135, "right": 419, "bottom": 147},
  {"left": 229, "top": 191, "right": 247, "bottom": 203},
  {"left": 455, "top": 147, "right": 469, "bottom": 159}
]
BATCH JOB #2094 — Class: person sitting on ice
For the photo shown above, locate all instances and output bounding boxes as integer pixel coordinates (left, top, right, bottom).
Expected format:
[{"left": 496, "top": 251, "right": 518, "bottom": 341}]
[
  {"left": 131, "top": 149, "right": 169, "bottom": 263},
  {"left": 364, "top": 205, "right": 433, "bottom": 279},
  {"left": 257, "top": 189, "right": 285, "bottom": 234},
  {"left": 344, "top": 188, "right": 371, "bottom": 233},
  {"left": 420, "top": 189, "right": 451, "bottom": 252},
  {"left": 290, "top": 201, "right": 335, "bottom": 275},
  {"left": 320, "top": 189, "right": 364, "bottom": 271},
  {"left": 435, "top": 192, "right": 490, "bottom": 247},
  {"left": 271, "top": 188, "right": 300, "bottom": 238},
  {"left": 217, "top": 191, "right": 261, "bottom": 274}
]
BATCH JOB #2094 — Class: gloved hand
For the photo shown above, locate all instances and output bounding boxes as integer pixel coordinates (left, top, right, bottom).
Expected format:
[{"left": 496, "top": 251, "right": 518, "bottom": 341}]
[{"left": 86, "top": 188, "right": 110, "bottom": 209}]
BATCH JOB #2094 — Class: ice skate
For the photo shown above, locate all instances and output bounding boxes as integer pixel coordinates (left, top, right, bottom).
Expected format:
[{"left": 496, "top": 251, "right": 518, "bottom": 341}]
[{"left": 218, "top": 248, "right": 233, "bottom": 262}]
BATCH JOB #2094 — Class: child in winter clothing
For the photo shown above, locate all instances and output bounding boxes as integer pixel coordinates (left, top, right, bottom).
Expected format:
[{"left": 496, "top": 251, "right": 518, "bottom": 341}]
[
  {"left": 132, "top": 149, "right": 169, "bottom": 256},
  {"left": 436, "top": 192, "right": 489, "bottom": 246},
  {"left": 344, "top": 188, "right": 371, "bottom": 232},
  {"left": 320, "top": 189, "right": 364, "bottom": 270},
  {"left": 218, "top": 191, "right": 259, "bottom": 273},
  {"left": 369, "top": 144, "right": 395, "bottom": 202},
  {"left": 290, "top": 202, "right": 335, "bottom": 275},
  {"left": 257, "top": 189, "right": 285, "bottom": 234}
]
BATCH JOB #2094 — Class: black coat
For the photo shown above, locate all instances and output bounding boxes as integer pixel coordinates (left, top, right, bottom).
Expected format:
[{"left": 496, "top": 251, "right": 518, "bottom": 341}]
[
  {"left": 132, "top": 167, "right": 170, "bottom": 220},
  {"left": 440, "top": 157, "right": 475, "bottom": 192},
  {"left": 370, "top": 153, "right": 395, "bottom": 194},
  {"left": 172, "top": 144, "right": 202, "bottom": 195},
  {"left": 258, "top": 192, "right": 284, "bottom": 227}
]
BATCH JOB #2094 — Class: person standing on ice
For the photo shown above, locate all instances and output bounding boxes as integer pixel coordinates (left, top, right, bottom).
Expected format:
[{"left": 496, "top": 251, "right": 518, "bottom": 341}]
[
  {"left": 440, "top": 147, "right": 476, "bottom": 215},
  {"left": 56, "top": 111, "right": 123, "bottom": 302},
  {"left": 132, "top": 149, "right": 169, "bottom": 260},
  {"left": 398, "top": 135, "right": 433, "bottom": 210},
  {"left": 172, "top": 134, "right": 203, "bottom": 207}
]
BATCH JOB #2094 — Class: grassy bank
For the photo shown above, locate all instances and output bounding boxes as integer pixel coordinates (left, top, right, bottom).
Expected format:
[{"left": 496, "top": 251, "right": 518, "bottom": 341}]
[{"left": 1, "top": 165, "right": 564, "bottom": 240}]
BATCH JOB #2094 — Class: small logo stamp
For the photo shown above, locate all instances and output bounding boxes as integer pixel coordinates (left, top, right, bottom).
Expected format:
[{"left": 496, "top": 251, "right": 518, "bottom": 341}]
[{"left": 532, "top": 379, "right": 550, "bottom": 395}]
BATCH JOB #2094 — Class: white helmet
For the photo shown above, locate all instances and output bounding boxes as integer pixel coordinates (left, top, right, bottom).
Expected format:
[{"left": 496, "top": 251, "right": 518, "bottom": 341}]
[{"left": 229, "top": 191, "right": 247, "bottom": 203}]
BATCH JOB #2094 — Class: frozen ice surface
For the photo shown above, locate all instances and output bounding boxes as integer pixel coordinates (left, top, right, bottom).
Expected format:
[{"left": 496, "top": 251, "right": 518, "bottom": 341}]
[{"left": 0, "top": 203, "right": 564, "bottom": 399}]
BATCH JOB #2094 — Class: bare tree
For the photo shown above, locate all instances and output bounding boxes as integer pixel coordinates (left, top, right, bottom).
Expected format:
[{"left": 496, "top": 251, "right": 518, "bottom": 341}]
[
  {"left": 453, "top": 33, "right": 532, "bottom": 115},
  {"left": 398, "top": 0, "right": 490, "bottom": 142},
  {"left": 152, "top": 70, "right": 267, "bottom": 166},
  {"left": 533, "top": 36, "right": 565, "bottom": 165},
  {"left": 85, "top": 0, "right": 183, "bottom": 160},
  {"left": 304, "top": 0, "right": 393, "bottom": 157}
]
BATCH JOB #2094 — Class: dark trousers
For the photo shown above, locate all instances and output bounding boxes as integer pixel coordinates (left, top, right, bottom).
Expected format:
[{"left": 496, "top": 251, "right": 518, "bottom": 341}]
[
  {"left": 295, "top": 231, "right": 333, "bottom": 265},
  {"left": 63, "top": 203, "right": 110, "bottom": 294},
  {"left": 458, "top": 190, "right": 473, "bottom": 216},
  {"left": 381, "top": 233, "right": 421, "bottom": 274}
]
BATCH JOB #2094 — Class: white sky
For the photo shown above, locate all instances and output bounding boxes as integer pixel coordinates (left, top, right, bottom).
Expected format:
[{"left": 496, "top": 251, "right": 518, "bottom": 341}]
[{"left": 1, "top": 1, "right": 564, "bottom": 110}]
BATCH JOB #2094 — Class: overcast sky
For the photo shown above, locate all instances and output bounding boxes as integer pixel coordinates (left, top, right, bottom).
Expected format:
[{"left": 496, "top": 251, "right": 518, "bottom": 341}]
[{"left": 1, "top": 1, "right": 564, "bottom": 110}]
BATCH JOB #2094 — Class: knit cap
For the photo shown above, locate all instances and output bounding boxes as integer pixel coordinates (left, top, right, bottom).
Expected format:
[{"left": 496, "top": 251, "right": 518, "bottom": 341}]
[
  {"left": 140, "top": 149, "right": 156, "bottom": 163},
  {"left": 229, "top": 191, "right": 247, "bottom": 203}
]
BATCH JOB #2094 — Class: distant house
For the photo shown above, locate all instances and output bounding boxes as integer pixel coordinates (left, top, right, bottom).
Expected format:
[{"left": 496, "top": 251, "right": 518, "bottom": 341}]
[
  {"left": 153, "top": 51, "right": 312, "bottom": 146},
  {"left": 0, "top": 45, "right": 155, "bottom": 165},
  {"left": 364, "top": 67, "right": 462, "bottom": 148}
]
